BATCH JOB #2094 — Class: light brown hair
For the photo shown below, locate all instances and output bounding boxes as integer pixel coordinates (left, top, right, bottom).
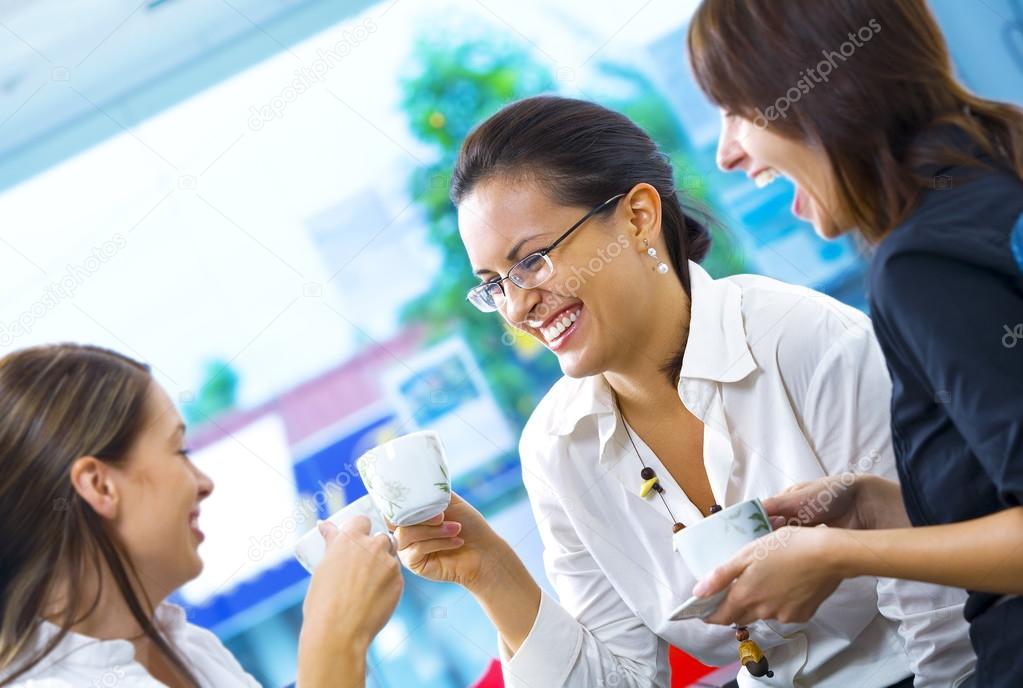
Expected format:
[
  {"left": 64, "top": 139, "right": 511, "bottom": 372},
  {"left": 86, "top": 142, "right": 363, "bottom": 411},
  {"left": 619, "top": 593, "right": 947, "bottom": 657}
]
[
  {"left": 0, "top": 344, "right": 198, "bottom": 686},
  {"left": 688, "top": 0, "right": 1023, "bottom": 242}
]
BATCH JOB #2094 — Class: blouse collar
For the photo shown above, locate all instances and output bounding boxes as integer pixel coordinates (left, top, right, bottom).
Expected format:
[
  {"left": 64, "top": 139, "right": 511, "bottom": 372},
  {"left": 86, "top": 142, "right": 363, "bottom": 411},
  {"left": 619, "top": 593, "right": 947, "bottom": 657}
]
[
  {"left": 25, "top": 603, "right": 189, "bottom": 670},
  {"left": 543, "top": 261, "right": 757, "bottom": 442}
]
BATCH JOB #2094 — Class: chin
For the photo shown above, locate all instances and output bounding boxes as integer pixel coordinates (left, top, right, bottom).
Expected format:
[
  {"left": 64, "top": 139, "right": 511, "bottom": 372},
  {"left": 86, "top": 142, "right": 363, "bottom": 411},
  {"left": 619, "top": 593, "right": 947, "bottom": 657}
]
[{"left": 555, "top": 351, "right": 604, "bottom": 380}]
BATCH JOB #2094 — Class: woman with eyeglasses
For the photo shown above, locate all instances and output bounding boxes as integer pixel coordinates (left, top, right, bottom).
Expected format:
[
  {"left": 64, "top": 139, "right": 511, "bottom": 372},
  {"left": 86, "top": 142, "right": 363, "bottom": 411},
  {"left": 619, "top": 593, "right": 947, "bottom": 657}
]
[
  {"left": 388, "top": 95, "right": 976, "bottom": 687},
  {"left": 682, "top": 1, "right": 1023, "bottom": 686}
]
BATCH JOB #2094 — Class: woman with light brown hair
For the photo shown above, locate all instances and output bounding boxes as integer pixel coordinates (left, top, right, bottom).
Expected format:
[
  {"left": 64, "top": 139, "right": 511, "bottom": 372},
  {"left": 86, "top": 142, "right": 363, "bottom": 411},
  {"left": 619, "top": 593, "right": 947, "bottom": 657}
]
[
  {"left": 0, "top": 344, "right": 403, "bottom": 687},
  {"left": 686, "top": 1, "right": 1023, "bottom": 685}
]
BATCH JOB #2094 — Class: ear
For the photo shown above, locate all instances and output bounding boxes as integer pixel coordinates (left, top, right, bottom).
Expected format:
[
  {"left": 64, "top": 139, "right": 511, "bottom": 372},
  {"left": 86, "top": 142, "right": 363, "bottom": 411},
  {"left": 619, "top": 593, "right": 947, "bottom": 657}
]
[
  {"left": 69, "top": 456, "right": 120, "bottom": 520},
  {"left": 621, "top": 183, "right": 664, "bottom": 250}
]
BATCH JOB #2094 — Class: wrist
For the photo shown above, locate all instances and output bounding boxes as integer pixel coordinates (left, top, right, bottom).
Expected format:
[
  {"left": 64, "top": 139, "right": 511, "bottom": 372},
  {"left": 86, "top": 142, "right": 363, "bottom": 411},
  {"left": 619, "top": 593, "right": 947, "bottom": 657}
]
[
  {"left": 297, "top": 643, "right": 367, "bottom": 688},
  {"left": 298, "top": 622, "right": 371, "bottom": 670},
  {"left": 853, "top": 474, "right": 908, "bottom": 530},
  {"left": 465, "top": 534, "right": 525, "bottom": 598},
  {"left": 823, "top": 525, "right": 870, "bottom": 579}
]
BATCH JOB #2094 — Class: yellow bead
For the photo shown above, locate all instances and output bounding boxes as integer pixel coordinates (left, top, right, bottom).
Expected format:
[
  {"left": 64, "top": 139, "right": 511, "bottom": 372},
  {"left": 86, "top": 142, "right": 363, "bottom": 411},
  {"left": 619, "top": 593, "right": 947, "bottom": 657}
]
[{"left": 639, "top": 477, "right": 659, "bottom": 498}]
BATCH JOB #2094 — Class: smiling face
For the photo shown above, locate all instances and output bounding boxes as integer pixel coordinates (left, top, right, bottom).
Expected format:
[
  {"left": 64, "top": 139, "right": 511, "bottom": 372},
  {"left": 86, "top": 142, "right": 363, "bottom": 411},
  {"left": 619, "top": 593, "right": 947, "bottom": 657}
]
[
  {"left": 716, "top": 111, "right": 854, "bottom": 238},
  {"left": 459, "top": 177, "right": 672, "bottom": 379},
  {"left": 107, "top": 383, "right": 214, "bottom": 595}
]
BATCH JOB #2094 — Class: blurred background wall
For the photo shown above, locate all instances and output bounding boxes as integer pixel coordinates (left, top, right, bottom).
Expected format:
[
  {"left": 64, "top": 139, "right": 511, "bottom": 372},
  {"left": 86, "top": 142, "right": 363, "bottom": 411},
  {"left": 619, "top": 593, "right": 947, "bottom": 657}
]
[{"left": 0, "top": 0, "right": 1020, "bottom": 685}]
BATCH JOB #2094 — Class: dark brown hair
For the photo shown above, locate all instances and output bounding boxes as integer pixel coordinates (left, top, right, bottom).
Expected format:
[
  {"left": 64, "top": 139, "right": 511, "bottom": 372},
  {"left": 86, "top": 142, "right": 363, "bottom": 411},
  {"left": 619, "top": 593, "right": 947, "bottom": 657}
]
[
  {"left": 0, "top": 344, "right": 199, "bottom": 686},
  {"left": 450, "top": 95, "right": 712, "bottom": 296},
  {"left": 688, "top": 0, "right": 1023, "bottom": 242}
]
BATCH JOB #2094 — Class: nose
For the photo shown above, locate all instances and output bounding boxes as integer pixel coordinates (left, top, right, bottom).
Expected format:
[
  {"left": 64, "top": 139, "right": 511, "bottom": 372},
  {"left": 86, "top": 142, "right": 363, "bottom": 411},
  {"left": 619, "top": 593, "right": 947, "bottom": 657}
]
[
  {"left": 716, "top": 114, "right": 747, "bottom": 173},
  {"left": 500, "top": 281, "right": 544, "bottom": 328},
  {"left": 194, "top": 465, "right": 214, "bottom": 500}
]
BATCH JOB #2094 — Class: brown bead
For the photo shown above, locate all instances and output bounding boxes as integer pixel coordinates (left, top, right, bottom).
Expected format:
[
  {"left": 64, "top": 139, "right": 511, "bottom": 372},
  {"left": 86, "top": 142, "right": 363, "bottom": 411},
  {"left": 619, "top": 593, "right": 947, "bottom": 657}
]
[
  {"left": 672, "top": 522, "right": 685, "bottom": 533},
  {"left": 735, "top": 628, "right": 750, "bottom": 641},
  {"left": 709, "top": 504, "right": 723, "bottom": 514},
  {"left": 640, "top": 467, "right": 656, "bottom": 480}
]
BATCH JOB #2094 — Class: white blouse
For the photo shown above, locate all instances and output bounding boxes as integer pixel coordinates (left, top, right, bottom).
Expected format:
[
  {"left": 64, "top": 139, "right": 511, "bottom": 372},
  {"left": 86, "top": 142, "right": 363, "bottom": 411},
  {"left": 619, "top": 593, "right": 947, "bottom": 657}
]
[
  {"left": 503, "top": 262, "right": 976, "bottom": 687},
  {"left": 1, "top": 604, "right": 260, "bottom": 688}
]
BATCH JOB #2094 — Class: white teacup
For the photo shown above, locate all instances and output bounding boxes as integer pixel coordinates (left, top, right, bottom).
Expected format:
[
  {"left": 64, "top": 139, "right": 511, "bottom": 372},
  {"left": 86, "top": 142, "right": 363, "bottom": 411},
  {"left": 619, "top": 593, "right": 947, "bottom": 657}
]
[
  {"left": 356, "top": 430, "right": 452, "bottom": 527},
  {"left": 293, "top": 494, "right": 388, "bottom": 573},
  {"left": 670, "top": 498, "right": 773, "bottom": 620}
]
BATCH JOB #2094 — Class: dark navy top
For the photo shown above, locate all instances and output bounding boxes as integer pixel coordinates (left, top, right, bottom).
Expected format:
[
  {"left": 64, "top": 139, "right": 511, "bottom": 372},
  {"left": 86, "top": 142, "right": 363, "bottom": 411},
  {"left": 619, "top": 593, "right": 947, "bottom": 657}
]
[{"left": 869, "top": 153, "right": 1023, "bottom": 685}]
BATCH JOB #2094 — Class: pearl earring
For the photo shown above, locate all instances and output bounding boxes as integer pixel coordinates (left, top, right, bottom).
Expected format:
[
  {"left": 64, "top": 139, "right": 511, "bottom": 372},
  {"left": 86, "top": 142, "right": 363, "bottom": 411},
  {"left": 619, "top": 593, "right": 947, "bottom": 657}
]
[{"left": 644, "top": 240, "right": 669, "bottom": 274}]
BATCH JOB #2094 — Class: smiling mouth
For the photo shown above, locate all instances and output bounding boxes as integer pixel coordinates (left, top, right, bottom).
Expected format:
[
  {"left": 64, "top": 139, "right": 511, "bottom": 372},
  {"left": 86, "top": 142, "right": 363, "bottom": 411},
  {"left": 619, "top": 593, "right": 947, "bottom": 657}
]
[
  {"left": 752, "top": 168, "right": 779, "bottom": 188},
  {"left": 536, "top": 304, "right": 582, "bottom": 345},
  {"left": 189, "top": 511, "right": 205, "bottom": 543}
]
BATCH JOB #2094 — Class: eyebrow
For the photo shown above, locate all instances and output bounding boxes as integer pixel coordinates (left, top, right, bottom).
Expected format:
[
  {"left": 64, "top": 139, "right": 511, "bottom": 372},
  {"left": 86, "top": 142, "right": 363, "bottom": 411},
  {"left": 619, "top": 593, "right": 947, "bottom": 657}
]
[{"left": 473, "top": 233, "right": 547, "bottom": 277}]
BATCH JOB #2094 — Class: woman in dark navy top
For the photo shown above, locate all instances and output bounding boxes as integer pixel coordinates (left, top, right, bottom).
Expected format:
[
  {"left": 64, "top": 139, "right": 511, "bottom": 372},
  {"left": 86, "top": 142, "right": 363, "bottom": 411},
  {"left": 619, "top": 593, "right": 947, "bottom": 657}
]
[{"left": 686, "top": 0, "right": 1023, "bottom": 684}]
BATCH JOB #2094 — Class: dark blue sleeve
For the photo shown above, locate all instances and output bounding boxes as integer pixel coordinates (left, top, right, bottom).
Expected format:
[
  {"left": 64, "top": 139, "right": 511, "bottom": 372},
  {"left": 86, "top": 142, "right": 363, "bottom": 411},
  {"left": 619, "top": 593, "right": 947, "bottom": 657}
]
[
  {"left": 874, "top": 252, "right": 1023, "bottom": 504},
  {"left": 1013, "top": 212, "right": 1023, "bottom": 273}
]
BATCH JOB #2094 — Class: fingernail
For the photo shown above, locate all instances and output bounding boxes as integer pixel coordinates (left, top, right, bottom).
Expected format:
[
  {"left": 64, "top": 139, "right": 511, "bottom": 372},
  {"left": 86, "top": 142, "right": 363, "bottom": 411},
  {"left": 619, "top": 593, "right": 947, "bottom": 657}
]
[
  {"left": 692, "top": 580, "right": 710, "bottom": 597},
  {"left": 443, "top": 522, "right": 460, "bottom": 534}
]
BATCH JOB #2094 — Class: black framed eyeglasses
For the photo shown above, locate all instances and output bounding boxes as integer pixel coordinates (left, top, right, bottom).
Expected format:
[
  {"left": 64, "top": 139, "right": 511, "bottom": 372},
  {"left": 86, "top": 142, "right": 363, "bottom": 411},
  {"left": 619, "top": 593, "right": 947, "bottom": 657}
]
[{"left": 466, "top": 193, "right": 626, "bottom": 313}]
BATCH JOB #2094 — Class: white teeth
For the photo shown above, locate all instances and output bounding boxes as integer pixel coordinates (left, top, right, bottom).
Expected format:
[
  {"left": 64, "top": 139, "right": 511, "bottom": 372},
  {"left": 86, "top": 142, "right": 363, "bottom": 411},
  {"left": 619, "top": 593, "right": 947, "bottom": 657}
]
[
  {"left": 540, "top": 307, "right": 582, "bottom": 342},
  {"left": 753, "top": 169, "right": 778, "bottom": 188}
]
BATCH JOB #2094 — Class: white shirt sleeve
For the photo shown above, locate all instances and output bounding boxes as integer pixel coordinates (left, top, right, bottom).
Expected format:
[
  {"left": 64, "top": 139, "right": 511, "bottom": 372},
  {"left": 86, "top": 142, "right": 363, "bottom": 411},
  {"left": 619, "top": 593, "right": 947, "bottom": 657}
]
[
  {"left": 499, "top": 448, "right": 669, "bottom": 688},
  {"left": 800, "top": 321, "right": 977, "bottom": 688}
]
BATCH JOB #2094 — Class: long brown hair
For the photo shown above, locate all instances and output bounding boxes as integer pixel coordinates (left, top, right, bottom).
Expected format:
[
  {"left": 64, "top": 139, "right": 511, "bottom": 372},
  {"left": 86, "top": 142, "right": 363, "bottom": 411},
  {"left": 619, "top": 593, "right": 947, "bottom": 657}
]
[
  {"left": 688, "top": 0, "right": 1023, "bottom": 242},
  {"left": 0, "top": 344, "right": 199, "bottom": 686}
]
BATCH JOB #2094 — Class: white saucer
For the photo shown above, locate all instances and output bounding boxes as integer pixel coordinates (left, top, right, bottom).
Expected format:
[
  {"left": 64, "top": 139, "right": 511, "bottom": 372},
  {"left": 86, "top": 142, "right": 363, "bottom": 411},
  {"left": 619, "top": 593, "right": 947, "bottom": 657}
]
[{"left": 669, "top": 587, "right": 729, "bottom": 621}]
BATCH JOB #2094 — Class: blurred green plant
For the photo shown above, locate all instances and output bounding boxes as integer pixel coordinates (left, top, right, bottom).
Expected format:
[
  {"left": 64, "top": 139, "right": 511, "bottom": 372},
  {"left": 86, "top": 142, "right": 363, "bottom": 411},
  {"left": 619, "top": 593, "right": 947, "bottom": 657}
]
[
  {"left": 397, "top": 25, "right": 749, "bottom": 424},
  {"left": 184, "top": 358, "right": 239, "bottom": 427},
  {"left": 398, "top": 28, "right": 561, "bottom": 425}
]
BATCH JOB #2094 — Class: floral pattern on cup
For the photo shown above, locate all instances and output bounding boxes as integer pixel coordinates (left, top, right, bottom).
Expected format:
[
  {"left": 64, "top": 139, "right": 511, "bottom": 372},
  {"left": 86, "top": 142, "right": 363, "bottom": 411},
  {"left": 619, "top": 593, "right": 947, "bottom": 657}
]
[{"left": 355, "top": 431, "right": 452, "bottom": 526}]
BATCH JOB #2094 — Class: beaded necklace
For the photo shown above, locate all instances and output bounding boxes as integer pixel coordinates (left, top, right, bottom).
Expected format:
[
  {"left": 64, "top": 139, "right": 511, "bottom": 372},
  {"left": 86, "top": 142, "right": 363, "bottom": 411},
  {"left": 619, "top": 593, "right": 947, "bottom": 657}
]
[{"left": 618, "top": 404, "right": 774, "bottom": 679}]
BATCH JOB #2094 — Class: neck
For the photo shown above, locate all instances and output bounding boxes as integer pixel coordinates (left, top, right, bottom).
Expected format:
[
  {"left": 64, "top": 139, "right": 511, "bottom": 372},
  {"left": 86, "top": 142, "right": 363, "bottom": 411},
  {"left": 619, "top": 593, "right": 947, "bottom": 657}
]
[
  {"left": 603, "top": 273, "right": 691, "bottom": 416},
  {"left": 45, "top": 553, "right": 164, "bottom": 642}
]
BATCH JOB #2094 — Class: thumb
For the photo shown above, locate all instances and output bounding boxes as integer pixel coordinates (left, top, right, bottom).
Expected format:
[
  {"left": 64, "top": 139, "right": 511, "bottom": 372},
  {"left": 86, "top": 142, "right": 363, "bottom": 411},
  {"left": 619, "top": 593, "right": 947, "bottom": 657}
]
[
  {"left": 692, "top": 555, "right": 746, "bottom": 598},
  {"left": 761, "top": 490, "right": 805, "bottom": 519},
  {"left": 321, "top": 515, "right": 370, "bottom": 546}
]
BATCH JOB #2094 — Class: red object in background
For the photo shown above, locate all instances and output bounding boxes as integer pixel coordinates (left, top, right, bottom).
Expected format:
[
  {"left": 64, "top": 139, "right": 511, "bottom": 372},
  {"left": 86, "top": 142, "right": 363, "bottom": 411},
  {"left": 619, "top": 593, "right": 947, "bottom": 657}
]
[
  {"left": 475, "top": 647, "right": 717, "bottom": 688},
  {"left": 473, "top": 660, "right": 504, "bottom": 688},
  {"left": 669, "top": 645, "right": 717, "bottom": 686}
]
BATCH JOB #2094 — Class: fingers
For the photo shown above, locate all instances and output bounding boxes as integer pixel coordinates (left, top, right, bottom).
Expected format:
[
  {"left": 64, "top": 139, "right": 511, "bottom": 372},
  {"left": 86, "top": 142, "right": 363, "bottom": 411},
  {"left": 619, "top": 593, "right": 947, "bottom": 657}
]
[
  {"left": 337, "top": 514, "right": 372, "bottom": 535},
  {"left": 704, "top": 593, "right": 755, "bottom": 627},
  {"left": 692, "top": 553, "right": 747, "bottom": 598},
  {"left": 399, "top": 536, "right": 465, "bottom": 565},
  {"left": 761, "top": 490, "right": 807, "bottom": 519},
  {"left": 386, "top": 512, "right": 445, "bottom": 532},
  {"left": 394, "top": 521, "right": 461, "bottom": 551}
]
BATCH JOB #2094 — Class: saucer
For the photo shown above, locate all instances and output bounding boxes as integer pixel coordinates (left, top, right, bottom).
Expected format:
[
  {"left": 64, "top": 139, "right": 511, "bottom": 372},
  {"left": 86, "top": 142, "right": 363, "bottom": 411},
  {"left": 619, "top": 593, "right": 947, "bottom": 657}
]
[{"left": 669, "top": 586, "right": 730, "bottom": 621}]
